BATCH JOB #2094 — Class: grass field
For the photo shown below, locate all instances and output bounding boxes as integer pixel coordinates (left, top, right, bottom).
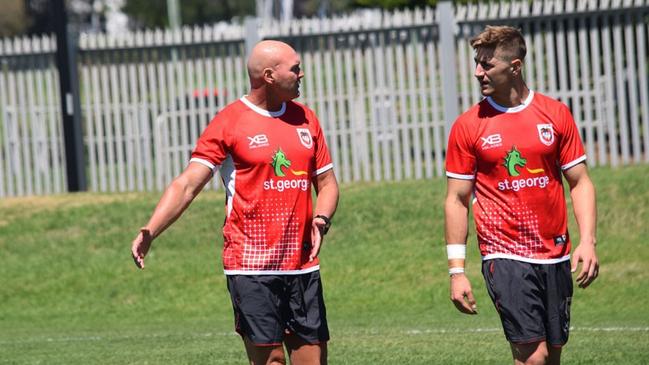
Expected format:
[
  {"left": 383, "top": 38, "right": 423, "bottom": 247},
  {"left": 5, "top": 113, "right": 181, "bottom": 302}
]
[{"left": 1, "top": 165, "right": 648, "bottom": 364}]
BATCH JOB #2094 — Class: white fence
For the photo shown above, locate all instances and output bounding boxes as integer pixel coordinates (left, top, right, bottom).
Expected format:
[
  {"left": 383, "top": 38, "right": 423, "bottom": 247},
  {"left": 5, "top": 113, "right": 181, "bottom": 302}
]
[{"left": 0, "top": 0, "right": 648, "bottom": 197}]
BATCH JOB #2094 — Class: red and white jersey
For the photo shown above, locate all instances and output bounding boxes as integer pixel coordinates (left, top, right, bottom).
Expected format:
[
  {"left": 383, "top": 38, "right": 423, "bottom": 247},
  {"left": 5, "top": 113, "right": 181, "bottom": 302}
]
[
  {"left": 190, "top": 96, "right": 333, "bottom": 275},
  {"left": 446, "top": 91, "right": 586, "bottom": 263}
]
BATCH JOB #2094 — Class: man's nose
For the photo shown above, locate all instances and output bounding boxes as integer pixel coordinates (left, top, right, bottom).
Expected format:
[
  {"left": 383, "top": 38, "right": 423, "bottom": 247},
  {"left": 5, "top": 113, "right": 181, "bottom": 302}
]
[{"left": 474, "top": 64, "right": 485, "bottom": 78}]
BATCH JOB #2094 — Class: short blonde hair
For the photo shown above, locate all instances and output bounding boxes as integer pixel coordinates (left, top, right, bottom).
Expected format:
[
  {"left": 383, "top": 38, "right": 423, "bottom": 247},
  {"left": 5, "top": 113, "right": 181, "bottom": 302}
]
[{"left": 470, "top": 25, "right": 526, "bottom": 61}]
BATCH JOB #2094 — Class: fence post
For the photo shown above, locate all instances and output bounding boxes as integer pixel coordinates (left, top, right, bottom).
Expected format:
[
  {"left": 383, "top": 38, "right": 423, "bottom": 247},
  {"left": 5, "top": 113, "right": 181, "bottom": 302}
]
[
  {"left": 53, "top": 0, "right": 86, "bottom": 192},
  {"left": 437, "top": 1, "right": 459, "bottom": 141},
  {"left": 244, "top": 17, "right": 261, "bottom": 60}
]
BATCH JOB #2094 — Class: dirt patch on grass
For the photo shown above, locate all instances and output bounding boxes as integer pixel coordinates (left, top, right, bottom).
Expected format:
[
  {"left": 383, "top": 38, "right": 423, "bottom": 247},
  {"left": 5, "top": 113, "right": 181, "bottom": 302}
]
[{"left": 0, "top": 193, "right": 153, "bottom": 227}]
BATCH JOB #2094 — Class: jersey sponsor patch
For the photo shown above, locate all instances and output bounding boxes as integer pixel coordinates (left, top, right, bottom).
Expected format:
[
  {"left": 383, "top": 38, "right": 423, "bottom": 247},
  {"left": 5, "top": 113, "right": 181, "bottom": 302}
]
[
  {"left": 297, "top": 128, "right": 313, "bottom": 149},
  {"left": 481, "top": 133, "right": 502, "bottom": 150},
  {"left": 248, "top": 134, "right": 269, "bottom": 149},
  {"left": 537, "top": 124, "right": 555, "bottom": 146}
]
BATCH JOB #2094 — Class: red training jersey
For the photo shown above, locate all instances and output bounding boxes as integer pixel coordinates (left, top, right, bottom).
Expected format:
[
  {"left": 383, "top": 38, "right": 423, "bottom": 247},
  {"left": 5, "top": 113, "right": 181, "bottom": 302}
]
[
  {"left": 445, "top": 91, "right": 586, "bottom": 263},
  {"left": 190, "top": 96, "right": 333, "bottom": 275}
]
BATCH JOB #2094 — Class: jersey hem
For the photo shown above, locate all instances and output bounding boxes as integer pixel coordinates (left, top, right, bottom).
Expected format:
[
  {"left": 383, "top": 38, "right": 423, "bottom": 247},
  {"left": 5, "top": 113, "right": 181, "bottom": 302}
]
[
  {"left": 315, "top": 163, "right": 333, "bottom": 176},
  {"left": 190, "top": 157, "right": 216, "bottom": 172},
  {"left": 224, "top": 265, "right": 320, "bottom": 276},
  {"left": 482, "top": 253, "right": 570, "bottom": 264},
  {"left": 446, "top": 171, "right": 475, "bottom": 180},
  {"left": 561, "top": 155, "right": 587, "bottom": 170}
]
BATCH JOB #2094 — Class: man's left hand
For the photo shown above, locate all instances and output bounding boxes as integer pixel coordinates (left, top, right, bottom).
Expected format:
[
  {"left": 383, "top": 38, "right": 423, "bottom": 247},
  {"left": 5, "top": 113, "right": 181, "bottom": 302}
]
[
  {"left": 309, "top": 217, "right": 327, "bottom": 261},
  {"left": 571, "top": 242, "right": 599, "bottom": 288}
]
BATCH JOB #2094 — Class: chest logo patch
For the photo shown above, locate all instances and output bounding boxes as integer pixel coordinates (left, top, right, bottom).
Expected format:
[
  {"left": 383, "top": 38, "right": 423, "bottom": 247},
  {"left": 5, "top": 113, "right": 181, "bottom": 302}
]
[
  {"left": 498, "top": 146, "right": 549, "bottom": 191},
  {"left": 248, "top": 134, "right": 269, "bottom": 149},
  {"left": 503, "top": 146, "right": 545, "bottom": 176},
  {"left": 271, "top": 149, "right": 292, "bottom": 177},
  {"left": 537, "top": 124, "right": 555, "bottom": 146},
  {"left": 503, "top": 146, "right": 527, "bottom": 176},
  {"left": 271, "top": 148, "right": 307, "bottom": 177},
  {"left": 480, "top": 133, "right": 502, "bottom": 150},
  {"left": 297, "top": 128, "right": 313, "bottom": 149}
]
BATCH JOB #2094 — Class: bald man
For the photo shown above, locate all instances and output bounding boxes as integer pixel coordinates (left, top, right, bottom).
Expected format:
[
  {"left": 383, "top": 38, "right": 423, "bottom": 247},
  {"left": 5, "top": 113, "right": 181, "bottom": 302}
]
[{"left": 131, "top": 40, "right": 339, "bottom": 364}]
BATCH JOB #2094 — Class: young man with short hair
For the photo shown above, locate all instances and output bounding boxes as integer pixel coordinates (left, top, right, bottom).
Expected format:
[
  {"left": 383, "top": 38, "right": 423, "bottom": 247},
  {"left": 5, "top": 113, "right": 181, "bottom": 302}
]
[{"left": 444, "top": 26, "right": 599, "bottom": 365}]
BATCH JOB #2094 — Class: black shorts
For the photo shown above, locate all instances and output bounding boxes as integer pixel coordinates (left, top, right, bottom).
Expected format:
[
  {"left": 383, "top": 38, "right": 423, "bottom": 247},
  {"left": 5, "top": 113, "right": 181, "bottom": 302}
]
[
  {"left": 226, "top": 270, "right": 329, "bottom": 346},
  {"left": 482, "top": 259, "right": 573, "bottom": 346}
]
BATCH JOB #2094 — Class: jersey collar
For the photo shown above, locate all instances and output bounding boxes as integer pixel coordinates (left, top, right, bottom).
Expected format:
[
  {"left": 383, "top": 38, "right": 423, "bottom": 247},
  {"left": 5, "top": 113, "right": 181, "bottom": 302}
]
[
  {"left": 240, "top": 96, "right": 286, "bottom": 117},
  {"left": 486, "top": 90, "right": 535, "bottom": 113}
]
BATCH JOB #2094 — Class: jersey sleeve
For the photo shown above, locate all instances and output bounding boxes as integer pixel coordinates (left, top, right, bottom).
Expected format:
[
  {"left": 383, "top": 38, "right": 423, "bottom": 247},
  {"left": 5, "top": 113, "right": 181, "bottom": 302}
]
[
  {"left": 445, "top": 118, "right": 477, "bottom": 180},
  {"left": 557, "top": 104, "right": 586, "bottom": 170},
  {"left": 190, "top": 114, "right": 230, "bottom": 173},
  {"left": 311, "top": 111, "right": 333, "bottom": 176}
]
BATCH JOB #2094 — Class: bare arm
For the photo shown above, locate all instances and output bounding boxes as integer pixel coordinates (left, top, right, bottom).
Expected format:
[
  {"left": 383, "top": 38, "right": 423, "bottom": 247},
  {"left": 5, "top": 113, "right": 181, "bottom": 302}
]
[
  {"left": 445, "top": 177, "right": 478, "bottom": 314},
  {"left": 131, "top": 163, "right": 213, "bottom": 269},
  {"left": 445, "top": 178, "right": 472, "bottom": 246},
  {"left": 309, "top": 169, "right": 339, "bottom": 261},
  {"left": 563, "top": 162, "right": 599, "bottom": 288}
]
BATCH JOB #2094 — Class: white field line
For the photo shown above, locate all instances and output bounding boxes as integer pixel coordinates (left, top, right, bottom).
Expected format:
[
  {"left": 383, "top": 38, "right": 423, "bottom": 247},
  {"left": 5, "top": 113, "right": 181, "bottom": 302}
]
[
  {"left": 1, "top": 326, "right": 648, "bottom": 346},
  {"left": 403, "top": 327, "right": 649, "bottom": 335}
]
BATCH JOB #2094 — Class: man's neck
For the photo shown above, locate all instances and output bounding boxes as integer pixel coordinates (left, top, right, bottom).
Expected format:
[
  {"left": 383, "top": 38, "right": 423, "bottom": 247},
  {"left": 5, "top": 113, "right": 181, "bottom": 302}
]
[
  {"left": 491, "top": 83, "right": 530, "bottom": 108},
  {"left": 246, "top": 89, "right": 284, "bottom": 112}
]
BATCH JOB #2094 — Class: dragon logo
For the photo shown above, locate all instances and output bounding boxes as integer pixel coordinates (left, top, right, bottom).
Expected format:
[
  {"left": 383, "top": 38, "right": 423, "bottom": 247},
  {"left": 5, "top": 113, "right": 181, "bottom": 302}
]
[
  {"left": 503, "top": 146, "right": 527, "bottom": 177},
  {"left": 502, "top": 146, "right": 545, "bottom": 176},
  {"left": 265, "top": 149, "right": 309, "bottom": 192},
  {"left": 498, "top": 146, "right": 549, "bottom": 191},
  {"left": 271, "top": 149, "right": 292, "bottom": 177}
]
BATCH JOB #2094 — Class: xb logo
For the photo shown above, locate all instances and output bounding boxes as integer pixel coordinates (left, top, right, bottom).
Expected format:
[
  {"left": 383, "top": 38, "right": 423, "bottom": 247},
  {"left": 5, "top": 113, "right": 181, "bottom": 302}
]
[
  {"left": 481, "top": 133, "right": 502, "bottom": 148},
  {"left": 248, "top": 134, "right": 269, "bottom": 148}
]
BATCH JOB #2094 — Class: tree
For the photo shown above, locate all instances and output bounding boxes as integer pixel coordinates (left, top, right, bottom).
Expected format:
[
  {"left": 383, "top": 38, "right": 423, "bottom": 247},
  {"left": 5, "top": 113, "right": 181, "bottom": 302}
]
[
  {"left": 352, "top": 0, "right": 480, "bottom": 10},
  {"left": 353, "top": 0, "right": 432, "bottom": 9},
  {"left": 0, "top": 0, "right": 31, "bottom": 37},
  {"left": 295, "top": 0, "right": 355, "bottom": 17},
  {"left": 294, "top": 0, "right": 483, "bottom": 18},
  {"left": 24, "top": 0, "right": 106, "bottom": 36},
  {"left": 121, "top": 0, "right": 256, "bottom": 29}
]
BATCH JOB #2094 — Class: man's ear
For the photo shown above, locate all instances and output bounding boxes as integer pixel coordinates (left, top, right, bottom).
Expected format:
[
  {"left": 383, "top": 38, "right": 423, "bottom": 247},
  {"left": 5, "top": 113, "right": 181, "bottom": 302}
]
[
  {"left": 510, "top": 59, "right": 522, "bottom": 76},
  {"left": 263, "top": 67, "right": 274, "bottom": 84}
]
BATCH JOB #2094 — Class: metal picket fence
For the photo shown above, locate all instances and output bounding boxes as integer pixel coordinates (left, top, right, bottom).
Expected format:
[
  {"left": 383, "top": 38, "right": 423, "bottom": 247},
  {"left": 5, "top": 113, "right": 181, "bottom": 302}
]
[{"left": 0, "top": 0, "right": 648, "bottom": 197}]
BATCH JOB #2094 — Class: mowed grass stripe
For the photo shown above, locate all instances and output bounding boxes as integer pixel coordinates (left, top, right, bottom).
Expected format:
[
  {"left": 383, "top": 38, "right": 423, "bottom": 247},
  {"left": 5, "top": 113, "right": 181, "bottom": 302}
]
[
  {"left": 1, "top": 165, "right": 648, "bottom": 364},
  {"left": 2, "top": 326, "right": 648, "bottom": 346}
]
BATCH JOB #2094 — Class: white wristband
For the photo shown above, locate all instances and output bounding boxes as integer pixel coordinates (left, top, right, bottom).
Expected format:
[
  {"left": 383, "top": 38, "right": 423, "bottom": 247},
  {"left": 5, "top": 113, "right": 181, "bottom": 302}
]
[
  {"left": 446, "top": 244, "right": 466, "bottom": 260},
  {"left": 449, "top": 267, "right": 465, "bottom": 275}
]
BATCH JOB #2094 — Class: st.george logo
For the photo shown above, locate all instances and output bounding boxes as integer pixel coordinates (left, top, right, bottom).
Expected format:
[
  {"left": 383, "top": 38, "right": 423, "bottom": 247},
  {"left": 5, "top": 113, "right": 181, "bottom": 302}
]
[
  {"left": 296, "top": 128, "right": 313, "bottom": 149},
  {"left": 266, "top": 149, "right": 309, "bottom": 192},
  {"left": 498, "top": 146, "right": 549, "bottom": 191}
]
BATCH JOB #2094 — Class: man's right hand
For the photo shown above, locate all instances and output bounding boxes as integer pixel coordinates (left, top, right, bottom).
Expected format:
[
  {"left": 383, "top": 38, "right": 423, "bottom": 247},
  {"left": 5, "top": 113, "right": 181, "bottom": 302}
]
[
  {"left": 450, "top": 274, "right": 478, "bottom": 315},
  {"left": 131, "top": 228, "right": 153, "bottom": 269}
]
